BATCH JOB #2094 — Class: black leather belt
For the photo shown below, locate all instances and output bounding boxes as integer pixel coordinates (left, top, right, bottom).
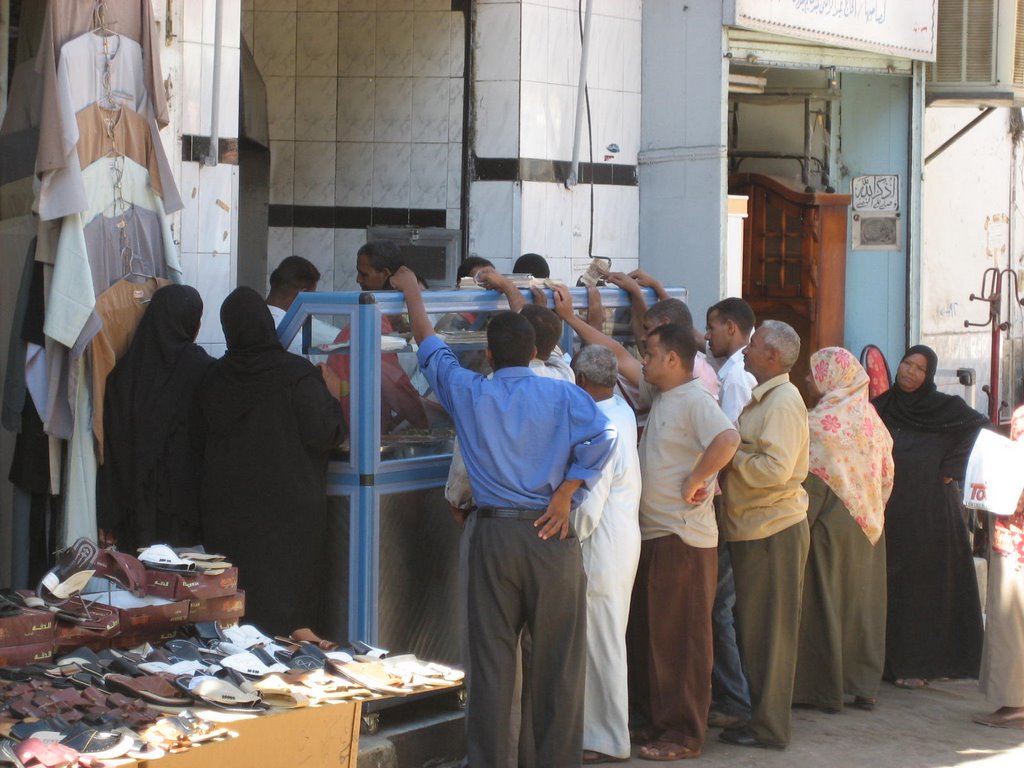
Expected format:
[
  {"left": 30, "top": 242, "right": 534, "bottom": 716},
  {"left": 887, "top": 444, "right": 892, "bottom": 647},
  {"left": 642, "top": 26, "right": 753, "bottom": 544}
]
[{"left": 476, "top": 507, "right": 545, "bottom": 521}]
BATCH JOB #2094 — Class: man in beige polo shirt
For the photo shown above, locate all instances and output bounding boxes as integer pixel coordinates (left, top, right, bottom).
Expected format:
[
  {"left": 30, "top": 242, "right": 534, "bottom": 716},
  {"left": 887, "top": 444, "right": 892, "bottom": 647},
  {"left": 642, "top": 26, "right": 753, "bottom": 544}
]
[
  {"left": 551, "top": 286, "right": 740, "bottom": 762},
  {"left": 720, "top": 319, "right": 810, "bottom": 751}
]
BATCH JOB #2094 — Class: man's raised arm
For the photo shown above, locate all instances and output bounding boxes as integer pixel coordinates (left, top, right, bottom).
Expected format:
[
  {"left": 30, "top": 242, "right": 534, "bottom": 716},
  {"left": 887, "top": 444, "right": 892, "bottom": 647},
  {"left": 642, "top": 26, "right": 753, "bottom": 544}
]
[{"left": 550, "top": 285, "right": 642, "bottom": 386}]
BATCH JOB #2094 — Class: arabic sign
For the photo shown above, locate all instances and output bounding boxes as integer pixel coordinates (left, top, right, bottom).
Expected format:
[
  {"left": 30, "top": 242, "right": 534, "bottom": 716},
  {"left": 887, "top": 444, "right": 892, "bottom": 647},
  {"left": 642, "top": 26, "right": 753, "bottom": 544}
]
[
  {"left": 730, "top": 1, "right": 937, "bottom": 61},
  {"left": 852, "top": 175, "right": 899, "bottom": 212}
]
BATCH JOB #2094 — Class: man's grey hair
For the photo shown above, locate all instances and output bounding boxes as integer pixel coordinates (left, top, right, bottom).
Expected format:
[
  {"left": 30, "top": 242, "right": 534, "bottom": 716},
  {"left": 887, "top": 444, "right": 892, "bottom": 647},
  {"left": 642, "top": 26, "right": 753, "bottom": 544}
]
[
  {"left": 573, "top": 345, "right": 618, "bottom": 388},
  {"left": 759, "top": 320, "right": 801, "bottom": 371}
]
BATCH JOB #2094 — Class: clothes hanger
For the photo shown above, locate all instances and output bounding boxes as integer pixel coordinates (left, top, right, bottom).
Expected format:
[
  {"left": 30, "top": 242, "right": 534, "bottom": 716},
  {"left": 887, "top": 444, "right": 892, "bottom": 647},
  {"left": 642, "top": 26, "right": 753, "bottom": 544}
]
[{"left": 91, "top": 1, "right": 119, "bottom": 38}]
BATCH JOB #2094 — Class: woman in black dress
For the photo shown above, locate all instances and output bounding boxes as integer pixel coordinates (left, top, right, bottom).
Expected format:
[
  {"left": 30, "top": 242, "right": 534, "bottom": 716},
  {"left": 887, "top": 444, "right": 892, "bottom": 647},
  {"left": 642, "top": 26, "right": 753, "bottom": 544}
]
[
  {"left": 195, "top": 287, "right": 345, "bottom": 635},
  {"left": 872, "top": 345, "right": 987, "bottom": 688},
  {"left": 98, "top": 284, "right": 212, "bottom": 553}
]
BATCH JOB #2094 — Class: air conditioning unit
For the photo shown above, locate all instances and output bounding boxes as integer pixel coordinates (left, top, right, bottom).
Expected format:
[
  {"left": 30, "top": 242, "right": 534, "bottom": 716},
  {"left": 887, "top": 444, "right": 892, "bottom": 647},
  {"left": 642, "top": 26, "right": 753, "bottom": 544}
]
[{"left": 926, "top": 0, "right": 1024, "bottom": 106}]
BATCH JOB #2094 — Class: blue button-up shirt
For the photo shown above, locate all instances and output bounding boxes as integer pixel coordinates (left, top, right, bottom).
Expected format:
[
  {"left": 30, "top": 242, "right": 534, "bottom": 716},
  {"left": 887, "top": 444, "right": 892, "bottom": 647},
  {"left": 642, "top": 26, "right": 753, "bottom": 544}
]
[{"left": 418, "top": 336, "right": 615, "bottom": 510}]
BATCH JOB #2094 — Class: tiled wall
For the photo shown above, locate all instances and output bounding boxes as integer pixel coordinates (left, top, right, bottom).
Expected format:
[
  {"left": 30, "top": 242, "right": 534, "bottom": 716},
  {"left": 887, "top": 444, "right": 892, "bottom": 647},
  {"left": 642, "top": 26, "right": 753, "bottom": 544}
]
[
  {"left": 162, "top": 0, "right": 243, "bottom": 357},
  {"left": 241, "top": 0, "right": 465, "bottom": 292},
  {"left": 469, "top": 0, "right": 641, "bottom": 282}
]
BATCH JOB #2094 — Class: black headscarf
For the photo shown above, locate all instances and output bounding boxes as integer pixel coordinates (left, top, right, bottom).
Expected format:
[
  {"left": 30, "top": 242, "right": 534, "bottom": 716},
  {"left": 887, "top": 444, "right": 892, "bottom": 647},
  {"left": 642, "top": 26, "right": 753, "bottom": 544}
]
[
  {"left": 872, "top": 344, "right": 988, "bottom": 434},
  {"left": 99, "top": 285, "right": 213, "bottom": 546},
  {"left": 200, "top": 287, "right": 314, "bottom": 432}
]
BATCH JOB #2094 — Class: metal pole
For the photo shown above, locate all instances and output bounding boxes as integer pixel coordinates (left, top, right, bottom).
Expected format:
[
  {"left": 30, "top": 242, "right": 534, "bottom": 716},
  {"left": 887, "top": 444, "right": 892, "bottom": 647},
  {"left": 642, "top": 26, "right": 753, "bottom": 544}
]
[
  {"left": 567, "top": 0, "right": 594, "bottom": 188},
  {"left": 206, "top": 0, "right": 225, "bottom": 166},
  {"left": 924, "top": 107, "right": 995, "bottom": 166}
]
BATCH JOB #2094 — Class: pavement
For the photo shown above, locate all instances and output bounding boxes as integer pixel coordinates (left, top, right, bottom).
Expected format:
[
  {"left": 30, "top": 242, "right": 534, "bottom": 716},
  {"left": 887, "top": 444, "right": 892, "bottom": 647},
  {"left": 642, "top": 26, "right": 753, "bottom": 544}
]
[{"left": 359, "top": 678, "right": 1024, "bottom": 767}]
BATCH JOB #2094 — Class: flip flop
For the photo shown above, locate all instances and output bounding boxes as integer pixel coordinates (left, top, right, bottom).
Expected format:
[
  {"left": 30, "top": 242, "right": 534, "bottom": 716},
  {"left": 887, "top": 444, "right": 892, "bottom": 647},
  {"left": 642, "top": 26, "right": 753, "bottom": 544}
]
[
  {"left": 893, "top": 678, "right": 928, "bottom": 689},
  {"left": 638, "top": 740, "right": 701, "bottom": 761},
  {"left": 972, "top": 709, "right": 1024, "bottom": 729},
  {"left": 178, "top": 675, "right": 266, "bottom": 712},
  {"left": 253, "top": 676, "right": 310, "bottom": 708}
]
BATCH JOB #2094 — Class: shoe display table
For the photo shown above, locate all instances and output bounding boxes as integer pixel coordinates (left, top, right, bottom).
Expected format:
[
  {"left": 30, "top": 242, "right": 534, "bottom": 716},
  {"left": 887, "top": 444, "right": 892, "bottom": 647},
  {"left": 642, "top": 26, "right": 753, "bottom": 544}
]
[{"left": 137, "top": 701, "right": 361, "bottom": 768}]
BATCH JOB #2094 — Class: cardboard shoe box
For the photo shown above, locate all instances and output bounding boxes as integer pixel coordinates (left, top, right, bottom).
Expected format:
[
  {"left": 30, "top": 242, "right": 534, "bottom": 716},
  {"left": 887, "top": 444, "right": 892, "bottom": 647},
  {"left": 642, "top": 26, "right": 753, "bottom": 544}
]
[
  {"left": 188, "top": 590, "right": 245, "bottom": 624},
  {"left": 0, "top": 608, "right": 55, "bottom": 646},
  {"left": 0, "top": 640, "right": 54, "bottom": 667},
  {"left": 145, "top": 567, "right": 239, "bottom": 601},
  {"left": 86, "top": 590, "right": 190, "bottom": 634}
]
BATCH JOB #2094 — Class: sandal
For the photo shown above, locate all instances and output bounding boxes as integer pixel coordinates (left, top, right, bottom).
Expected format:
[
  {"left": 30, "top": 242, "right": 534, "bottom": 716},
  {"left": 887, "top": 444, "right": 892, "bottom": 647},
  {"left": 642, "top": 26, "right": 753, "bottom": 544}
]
[
  {"left": 894, "top": 678, "right": 928, "bottom": 689},
  {"left": 638, "top": 740, "right": 701, "bottom": 761},
  {"left": 853, "top": 696, "right": 876, "bottom": 710},
  {"left": 582, "top": 749, "right": 628, "bottom": 764}
]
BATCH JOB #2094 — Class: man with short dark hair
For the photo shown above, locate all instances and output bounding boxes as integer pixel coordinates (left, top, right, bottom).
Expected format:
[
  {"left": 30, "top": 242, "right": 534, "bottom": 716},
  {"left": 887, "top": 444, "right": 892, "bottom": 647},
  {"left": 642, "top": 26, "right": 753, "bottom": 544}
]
[
  {"left": 265, "top": 256, "right": 337, "bottom": 357},
  {"left": 720, "top": 319, "right": 810, "bottom": 751},
  {"left": 356, "top": 240, "right": 404, "bottom": 291},
  {"left": 552, "top": 286, "right": 740, "bottom": 762},
  {"left": 457, "top": 256, "right": 495, "bottom": 283},
  {"left": 391, "top": 266, "right": 615, "bottom": 768},
  {"left": 704, "top": 296, "right": 758, "bottom": 730},
  {"left": 513, "top": 252, "right": 551, "bottom": 278}
]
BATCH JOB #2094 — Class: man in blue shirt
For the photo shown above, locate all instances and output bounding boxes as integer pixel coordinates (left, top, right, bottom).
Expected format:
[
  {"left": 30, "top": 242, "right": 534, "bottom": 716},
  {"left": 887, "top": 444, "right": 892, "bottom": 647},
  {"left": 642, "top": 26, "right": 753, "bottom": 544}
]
[{"left": 390, "top": 267, "right": 615, "bottom": 768}]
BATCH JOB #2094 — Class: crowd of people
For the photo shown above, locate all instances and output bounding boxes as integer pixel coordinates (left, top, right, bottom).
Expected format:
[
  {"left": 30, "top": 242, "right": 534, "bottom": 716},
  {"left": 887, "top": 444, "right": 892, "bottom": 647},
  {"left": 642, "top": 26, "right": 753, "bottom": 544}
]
[{"left": 91, "top": 246, "right": 1023, "bottom": 765}]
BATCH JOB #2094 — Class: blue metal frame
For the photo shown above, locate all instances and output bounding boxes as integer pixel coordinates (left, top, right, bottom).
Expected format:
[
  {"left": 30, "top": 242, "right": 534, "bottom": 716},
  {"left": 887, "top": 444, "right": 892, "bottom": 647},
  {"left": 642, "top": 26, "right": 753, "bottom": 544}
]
[{"left": 277, "top": 285, "right": 686, "bottom": 645}]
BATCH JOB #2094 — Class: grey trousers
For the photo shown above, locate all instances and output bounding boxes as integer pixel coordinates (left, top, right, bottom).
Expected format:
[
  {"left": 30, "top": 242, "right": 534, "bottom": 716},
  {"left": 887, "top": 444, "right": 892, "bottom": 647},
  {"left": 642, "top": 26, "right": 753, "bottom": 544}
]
[
  {"left": 730, "top": 518, "right": 810, "bottom": 747},
  {"left": 466, "top": 517, "right": 587, "bottom": 768}
]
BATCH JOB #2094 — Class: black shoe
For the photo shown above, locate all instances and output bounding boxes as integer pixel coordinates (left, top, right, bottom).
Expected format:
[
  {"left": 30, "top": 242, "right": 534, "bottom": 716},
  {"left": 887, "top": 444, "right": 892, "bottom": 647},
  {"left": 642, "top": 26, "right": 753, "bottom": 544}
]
[{"left": 719, "top": 728, "right": 786, "bottom": 750}]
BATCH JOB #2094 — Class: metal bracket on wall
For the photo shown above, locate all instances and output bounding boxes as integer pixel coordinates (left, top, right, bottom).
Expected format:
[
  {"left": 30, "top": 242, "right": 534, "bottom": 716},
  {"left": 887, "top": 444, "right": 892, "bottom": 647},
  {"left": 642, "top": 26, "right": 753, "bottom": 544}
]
[{"left": 924, "top": 108, "right": 995, "bottom": 166}]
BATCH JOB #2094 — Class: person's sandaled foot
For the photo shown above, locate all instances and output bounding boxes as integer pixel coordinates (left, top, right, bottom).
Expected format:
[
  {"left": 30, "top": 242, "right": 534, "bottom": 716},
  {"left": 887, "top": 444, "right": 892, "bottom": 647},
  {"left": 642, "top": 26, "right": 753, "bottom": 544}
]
[
  {"left": 582, "top": 750, "right": 628, "bottom": 764},
  {"left": 629, "top": 725, "right": 659, "bottom": 744},
  {"left": 893, "top": 678, "right": 928, "bottom": 689},
  {"left": 972, "top": 707, "right": 1024, "bottom": 729},
  {"left": 853, "top": 696, "right": 876, "bottom": 711},
  {"left": 638, "top": 740, "right": 701, "bottom": 761}
]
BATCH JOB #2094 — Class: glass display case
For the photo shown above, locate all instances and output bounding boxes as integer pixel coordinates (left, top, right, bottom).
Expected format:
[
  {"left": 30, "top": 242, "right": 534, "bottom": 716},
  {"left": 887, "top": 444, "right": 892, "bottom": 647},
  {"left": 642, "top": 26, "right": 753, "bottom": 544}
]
[{"left": 276, "top": 284, "right": 686, "bottom": 664}]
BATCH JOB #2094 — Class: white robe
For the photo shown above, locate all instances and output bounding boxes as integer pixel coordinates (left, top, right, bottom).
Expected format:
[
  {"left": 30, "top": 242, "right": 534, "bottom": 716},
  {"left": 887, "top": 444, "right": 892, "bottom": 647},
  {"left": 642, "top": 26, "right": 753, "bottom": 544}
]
[{"left": 573, "top": 394, "right": 642, "bottom": 759}]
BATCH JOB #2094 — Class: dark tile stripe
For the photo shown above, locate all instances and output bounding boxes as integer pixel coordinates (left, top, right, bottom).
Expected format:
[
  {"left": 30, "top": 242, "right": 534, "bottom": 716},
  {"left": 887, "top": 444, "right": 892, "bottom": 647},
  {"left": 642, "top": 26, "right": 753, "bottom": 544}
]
[
  {"left": 267, "top": 205, "right": 447, "bottom": 230},
  {"left": 181, "top": 135, "right": 240, "bottom": 165},
  {"left": 473, "top": 156, "right": 637, "bottom": 186}
]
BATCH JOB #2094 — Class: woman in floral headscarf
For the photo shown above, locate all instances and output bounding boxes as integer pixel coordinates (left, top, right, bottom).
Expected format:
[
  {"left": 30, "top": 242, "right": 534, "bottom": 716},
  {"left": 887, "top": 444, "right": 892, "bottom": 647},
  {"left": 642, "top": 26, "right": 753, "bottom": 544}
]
[
  {"left": 973, "top": 405, "right": 1024, "bottom": 729},
  {"left": 793, "top": 347, "right": 894, "bottom": 713}
]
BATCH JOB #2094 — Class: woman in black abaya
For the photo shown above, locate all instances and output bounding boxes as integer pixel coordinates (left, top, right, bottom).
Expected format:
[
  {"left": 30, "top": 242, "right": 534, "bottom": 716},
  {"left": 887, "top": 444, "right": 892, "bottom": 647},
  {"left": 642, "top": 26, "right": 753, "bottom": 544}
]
[
  {"left": 196, "top": 287, "right": 345, "bottom": 635},
  {"left": 98, "top": 284, "right": 212, "bottom": 554},
  {"left": 872, "top": 345, "right": 987, "bottom": 688}
]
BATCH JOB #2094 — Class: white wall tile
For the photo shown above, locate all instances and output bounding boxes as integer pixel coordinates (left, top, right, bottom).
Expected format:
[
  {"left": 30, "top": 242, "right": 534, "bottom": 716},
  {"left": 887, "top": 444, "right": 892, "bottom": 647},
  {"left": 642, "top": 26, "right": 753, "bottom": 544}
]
[
  {"left": 339, "top": 0, "right": 376, "bottom": 10},
  {"left": 196, "top": 250, "right": 232, "bottom": 343},
  {"left": 410, "top": 143, "right": 448, "bottom": 209},
  {"left": 590, "top": 88, "right": 623, "bottom": 165},
  {"left": 378, "top": 0, "right": 414, "bottom": 9},
  {"left": 592, "top": 15, "right": 624, "bottom": 92},
  {"left": 219, "top": 0, "right": 243, "bottom": 48},
  {"left": 211, "top": 47, "right": 241, "bottom": 139},
  {"left": 621, "top": 91, "right": 640, "bottom": 165},
  {"left": 335, "top": 141, "right": 374, "bottom": 206},
  {"left": 474, "top": 80, "right": 519, "bottom": 157},
  {"left": 415, "top": 0, "right": 450, "bottom": 11},
  {"left": 570, "top": 183, "right": 592, "bottom": 260},
  {"left": 546, "top": 7, "right": 580, "bottom": 88},
  {"left": 197, "top": 164, "right": 234, "bottom": 254},
  {"left": 338, "top": 12, "right": 376, "bottom": 76},
  {"left": 296, "top": 77, "right": 339, "bottom": 141},
  {"left": 520, "top": 81, "right": 547, "bottom": 159},
  {"left": 294, "top": 141, "right": 338, "bottom": 205},
  {"left": 267, "top": 226, "right": 294, "bottom": 267},
  {"left": 183, "top": 0, "right": 205, "bottom": 43},
  {"left": 546, "top": 84, "right": 575, "bottom": 161},
  {"left": 545, "top": 183, "right": 573, "bottom": 262},
  {"left": 446, "top": 208, "right": 461, "bottom": 229},
  {"left": 303, "top": 0, "right": 339, "bottom": 10},
  {"left": 623, "top": 18, "right": 641, "bottom": 93},
  {"left": 179, "top": 250, "right": 200, "bottom": 288},
  {"left": 520, "top": 3, "right": 548, "bottom": 84},
  {"left": 337, "top": 77, "right": 376, "bottom": 141},
  {"left": 411, "top": 78, "right": 449, "bottom": 143},
  {"left": 376, "top": 12, "right": 414, "bottom": 76},
  {"left": 450, "top": 11, "right": 465, "bottom": 78},
  {"left": 373, "top": 77, "right": 413, "bottom": 142},
  {"left": 469, "top": 181, "right": 515, "bottom": 263},
  {"left": 181, "top": 42, "right": 204, "bottom": 135},
  {"left": 254, "top": 12, "right": 296, "bottom": 76},
  {"left": 413, "top": 12, "right": 450, "bottom": 78},
  {"left": 269, "top": 140, "right": 295, "bottom": 204},
  {"left": 474, "top": 4, "right": 520, "bottom": 81},
  {"left": 242, "top": 0, "right": 255, "bottom": 10},
  {"left": 447, "top": 142, "right": 462, "bottom": 209},
  {"left": 449, "top": 77, "right": 464, "bottom": 142},
  {"left": 334, "top": 229, "right": 367, "bottom": 291},
  {"left": 372, "top": 141, "right": 411, "bottom": 207},
  {"left": 293, "top": 228, "right": 337, "bottom": 288},
  {"left": 520, "top": 181, "right": 547, "bottom": 257},
  {"left": 297, "top": 12, "right": 339, "bottom": 76},
  {"left": 177, "top": 162, "right": 200, "bottom": 255},
  {"left": 265, "top": 76, "right": 296, "bottom": 140}
]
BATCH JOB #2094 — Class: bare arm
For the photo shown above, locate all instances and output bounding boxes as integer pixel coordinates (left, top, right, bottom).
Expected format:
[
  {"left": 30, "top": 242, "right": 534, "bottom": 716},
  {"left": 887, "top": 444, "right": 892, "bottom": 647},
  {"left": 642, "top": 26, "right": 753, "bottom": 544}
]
[
  {"left": 681, "top": 429, "right": 740, "bottom": 504},
  {"left": 475, "top": 268, "right": 526, "bottom": 312},
  {"left": 585, "top": 286, "right": 604, "bottom": 330},
  {"left": 604, "top": 271, "right": 650, "bottom": 354},
  {"left": 390, "top": 266, "right": 434, "bottom": 344},
  {"left": 551, "top": 284, "right": 642, "bottom": 386},
  {"left": 630, "top": 269, "right": 670, "bottom": 301},
  {"left": 535, "top": 478, "right": 584, "bottom": 541}
]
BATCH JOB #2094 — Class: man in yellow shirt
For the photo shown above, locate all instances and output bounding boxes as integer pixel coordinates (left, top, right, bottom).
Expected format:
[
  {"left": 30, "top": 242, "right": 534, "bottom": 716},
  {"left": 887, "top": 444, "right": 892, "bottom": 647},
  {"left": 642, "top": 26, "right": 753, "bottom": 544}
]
[{"left": 720, "top": 320, "right": 810, "bottom": 750}]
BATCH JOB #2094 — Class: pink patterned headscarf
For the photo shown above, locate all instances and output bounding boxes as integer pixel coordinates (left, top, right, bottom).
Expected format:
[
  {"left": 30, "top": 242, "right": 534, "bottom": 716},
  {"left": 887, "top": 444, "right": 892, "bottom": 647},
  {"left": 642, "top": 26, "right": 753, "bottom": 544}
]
[{"left": 808, "top": 347, "right": 895, "bottom": 544}]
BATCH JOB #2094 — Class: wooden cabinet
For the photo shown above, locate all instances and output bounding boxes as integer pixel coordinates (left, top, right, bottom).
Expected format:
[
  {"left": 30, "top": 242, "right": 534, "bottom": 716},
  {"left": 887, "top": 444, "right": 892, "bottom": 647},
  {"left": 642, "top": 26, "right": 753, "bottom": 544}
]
[{"left": 729, "top": 173, "right": 851, "bottom": 401}]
